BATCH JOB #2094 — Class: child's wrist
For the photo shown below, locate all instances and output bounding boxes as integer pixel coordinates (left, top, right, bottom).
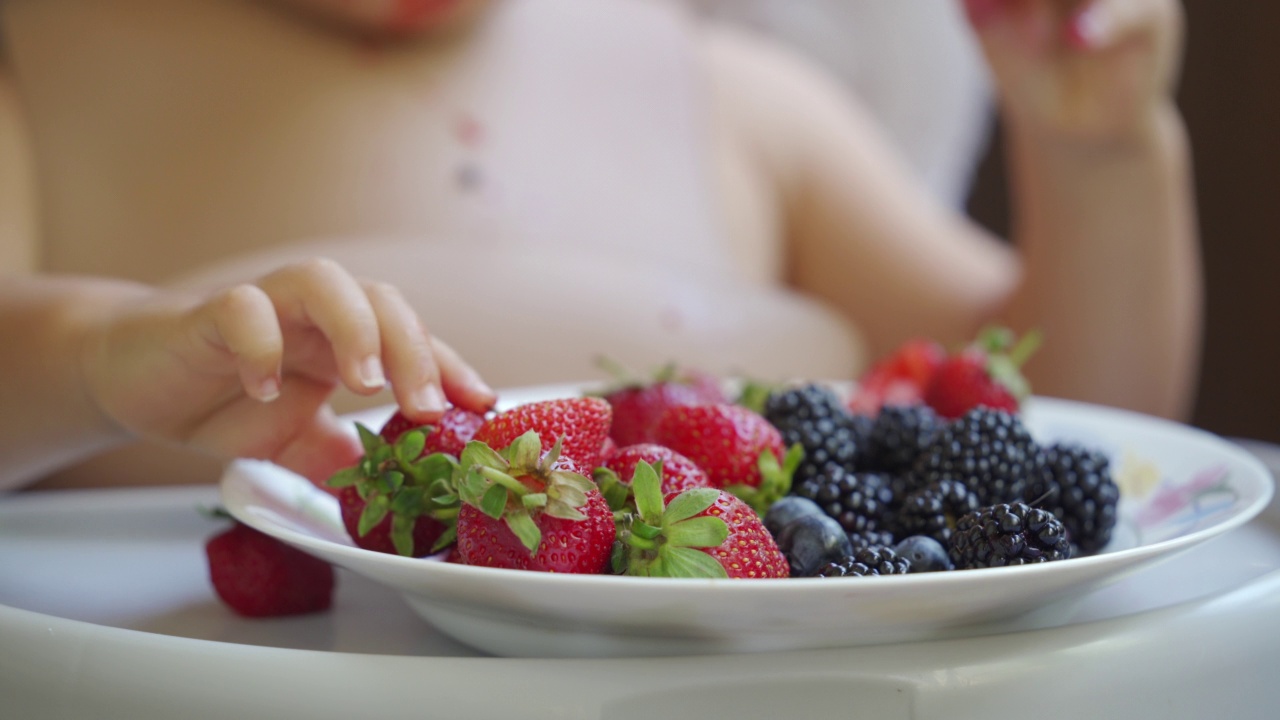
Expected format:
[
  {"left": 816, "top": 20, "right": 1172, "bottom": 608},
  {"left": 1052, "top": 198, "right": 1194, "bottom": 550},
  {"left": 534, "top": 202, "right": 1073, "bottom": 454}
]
[
  {"left": 71, "top": 282, "right": 159, "bottom": 443},
  {"left": 1005, "top": 100, "right": 1185, "bottom": 163}
]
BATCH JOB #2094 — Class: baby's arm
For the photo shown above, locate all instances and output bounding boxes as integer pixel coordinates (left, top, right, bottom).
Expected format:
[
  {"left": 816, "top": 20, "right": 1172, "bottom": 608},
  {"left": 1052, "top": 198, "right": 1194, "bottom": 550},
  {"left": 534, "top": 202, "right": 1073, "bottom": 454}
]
[
  {"left": 704, "top": 0, "right": 1198, "bottom": 420},
  {"left": 0, "top": 59, "right": 35, "bottom": 274},
  {"left": 0, "top": 64, "right": 493, "bottom": 491},
  {"left": 0, "top": 268, "right": 497, "bottom": 491}
]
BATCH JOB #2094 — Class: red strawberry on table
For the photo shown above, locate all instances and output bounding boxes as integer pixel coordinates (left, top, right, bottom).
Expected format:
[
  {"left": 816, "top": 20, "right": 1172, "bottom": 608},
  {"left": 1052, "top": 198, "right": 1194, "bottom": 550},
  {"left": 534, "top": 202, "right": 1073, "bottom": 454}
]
[
  {"left": 592, "top": 443, "right": 711, "bottom": 511},
  {"left": 847, "top": 338, "right": 946, "bottom": 416},
  {"left": 454, "top": 432, "right": 614, "bottom": 573},
  {"left": 595, "top": 360, "right": 726, "bottom": 447},
  {"left": 327, "top": 423, "right": 460, "bottom": 557},
  {"left": 205, "top": 518, "right": 335, "bottom": 617},
  {"left": 653, "top": 403, "right": 801, "bottom": 515},
  {"left": 924, "top": 326, "right": 1041, "bottom": 419},
  {"left": 472, "top": 396, "right": 612, "bottom": 468},
  {"left": 616, "top": 461, "right": 789, "bottom": 579}
]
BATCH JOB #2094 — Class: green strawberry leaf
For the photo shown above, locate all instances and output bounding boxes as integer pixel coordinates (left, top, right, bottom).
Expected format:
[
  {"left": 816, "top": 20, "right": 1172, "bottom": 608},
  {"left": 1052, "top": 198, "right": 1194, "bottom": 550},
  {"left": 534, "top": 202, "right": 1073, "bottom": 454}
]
[
  {"left": 593, "top": 468, "right": 633, "bottom": 512},
  {"left": 378, "top": 469, "right": 405, "bottom": 494},
  {"left": 662, "top": 488, "right": 719, "bottom": 525},
  {"left": 610, "top": 538, "right": 629, "bottom": 574},
  {"left": 663, "top": 516, "right": 728, "bottom": 549},
  {"left": 326, "top": 466, "right": 363, "bottom": 489},
  {"left": 459, "top": 440, "right": 507, "bottom": 474},
  {"left": 390, "top": 512, "right": 416, "bottom": 557},
  {"left": 506, "top": 431, "right": 543, "bottom": 470},
  {"left": 355, "top": 423, "right": 382, "bottom": 455},
  {"left": 630, "top": 461, "right": 665, "bottom": 524},
  {"left": 455, "top": 468, "right": 489, "bottom": 507},
  {"left": 479, "top": 484, "right": 508, "bottom": 520},
  {"left": 505, "top": 510, "right": 542, "bottom": 553},
  {"left": 357, "top": 495, "right": 390, "bottom": 537},
  {"left": 728, "top": 444, "right": 802, "bottom": 516},
  {"left": 390, "top": 486, "right": 426, "bottom": 516},
  {"left": 430, "top": 525, "right": 457, "bottom": 554},
  {"left": 549, "top": 483, "right": 587, "bottom": 509},
  {"left": 1007, "top": 328, "right": 1043, "bottom": 367},
  {"left": 655, "top": 546, "right": 728, "bottom": 579},
  {"left": 394, "top": 429, "right": 427, "bottom": 466},
  {"left": 735, "top": 379, "right": 775, "bottom": 415}
]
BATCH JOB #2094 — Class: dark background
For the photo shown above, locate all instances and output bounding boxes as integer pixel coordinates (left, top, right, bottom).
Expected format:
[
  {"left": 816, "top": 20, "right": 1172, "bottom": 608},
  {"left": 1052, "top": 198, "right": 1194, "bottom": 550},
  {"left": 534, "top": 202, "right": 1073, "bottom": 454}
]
[{"left": 967, "top": 1, "right": 1280, "bottom": 444}]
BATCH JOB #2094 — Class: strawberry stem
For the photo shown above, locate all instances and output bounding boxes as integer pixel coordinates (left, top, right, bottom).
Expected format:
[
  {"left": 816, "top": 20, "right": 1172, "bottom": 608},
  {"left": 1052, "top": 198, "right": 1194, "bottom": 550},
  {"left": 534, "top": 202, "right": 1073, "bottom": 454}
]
[
  {"left": 1007, "top": 329, "right": 1044, "bottom": 368},
  {"left": 624, "top": 532, "right": 659, "bottom": 551},
  {"left": 476, "top": 466, "right": 530, "bottom": 497},
  {"left": 631, "top": 520, "right": 663, "bottom": 541}
]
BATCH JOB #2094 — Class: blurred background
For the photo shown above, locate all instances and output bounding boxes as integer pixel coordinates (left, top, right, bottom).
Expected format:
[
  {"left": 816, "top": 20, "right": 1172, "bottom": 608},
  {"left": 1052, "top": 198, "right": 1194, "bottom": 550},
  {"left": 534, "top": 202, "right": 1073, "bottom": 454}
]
[
  {"left": 966, "top": 2, "right": 1280, "bottom": 445},
  {"left": 699, "top": 0, "right": 1280, "bottom": 445}
]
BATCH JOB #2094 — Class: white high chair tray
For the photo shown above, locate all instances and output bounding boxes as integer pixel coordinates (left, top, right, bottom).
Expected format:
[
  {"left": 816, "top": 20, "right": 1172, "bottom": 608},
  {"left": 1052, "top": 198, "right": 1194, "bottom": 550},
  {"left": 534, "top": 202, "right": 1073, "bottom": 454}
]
[{"left": 2, "top": 435, "right": 1279, "bottom": 718}]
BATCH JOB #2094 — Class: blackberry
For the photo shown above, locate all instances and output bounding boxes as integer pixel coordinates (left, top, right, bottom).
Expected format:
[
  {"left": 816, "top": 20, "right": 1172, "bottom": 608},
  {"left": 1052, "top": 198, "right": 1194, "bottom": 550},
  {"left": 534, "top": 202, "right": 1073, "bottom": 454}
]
[
  {"left": 763, "top": 384, "right": 860, "bottom": 484},
  {"left": 948, "top": 501, "right": 1072, "bottom": 569},
  {"left": 893, "top": 478, "right": 981, "bottom": 546},
  {"left": 865, "top": 405, "right": 943, "bottom": 474},
  {"left": 794, "top": 465, "right": 894, "bottom": 538},
  {"left": 848, "top": 529, "right": 897, "bottom": 549},
  {"left": 847, "top": 412, "right": 877, "bottom": 470},
  {"left": 814, "top": 546, "right": 911, "bottom": 577},
  {"left": 911, "top": 407, "right": 1047, "bottom": 506},
  {"left": 1023, "top": 443, "right": 1120, "bottom": 555}
]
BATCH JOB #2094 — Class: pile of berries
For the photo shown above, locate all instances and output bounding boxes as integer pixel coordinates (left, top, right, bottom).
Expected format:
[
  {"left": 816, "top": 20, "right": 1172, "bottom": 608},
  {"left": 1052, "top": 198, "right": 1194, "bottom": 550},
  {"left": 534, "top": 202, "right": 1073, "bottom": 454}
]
[{"left": 205, "top": 333, "right": 1120, "bottom": 616}]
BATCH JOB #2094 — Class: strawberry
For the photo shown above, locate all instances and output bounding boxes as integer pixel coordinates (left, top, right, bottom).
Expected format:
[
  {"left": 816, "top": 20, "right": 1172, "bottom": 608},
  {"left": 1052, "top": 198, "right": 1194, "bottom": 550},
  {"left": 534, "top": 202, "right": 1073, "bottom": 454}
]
[
  {"left": 597, "top": 435, "right": 619, "bottom": 465},
  {"left": 653, "top": 403, "right": 801, "bottom": 515},
  {"left": 327, "top": 423, "right": 460, "bottom": 557},
  {"left": 616, "top": 461, "right": 789, "bottom": 579},
  {"left": 847, "top": 338, "right": 946, "bottom": 416},
  {"left": 379, "top": 406, "right": 486, "bottom": 458},
  {"left": 592, "top": 443, "right": 711, "bottom": 511},
  {"left": 454, "top": 432, "right": 614, "bottom": 573},
  {"left": 595, "top": 360, "right": 725, "bottom": 447},
  {"left": 472, "top": 396, "right": 612, "bottom": 468},
  {"left": 923, "top": 327, "right": 1041, "bottom": 419},
  {"left": 205, "top": 519, "right": 335, "bottom": 617},
  {"left": 334, "top": 485, "right": 450, "bottom": 557},
  {"left": 377, "top": 409, "right": 423, "bottom": 445}
]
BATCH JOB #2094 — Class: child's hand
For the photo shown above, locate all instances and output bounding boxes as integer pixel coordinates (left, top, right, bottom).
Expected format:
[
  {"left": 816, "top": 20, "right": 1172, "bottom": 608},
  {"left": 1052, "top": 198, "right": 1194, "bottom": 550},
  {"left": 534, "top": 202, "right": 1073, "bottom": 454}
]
[
  {"left": 79, "top": 259, "right": 495, "bottom": 481},
  {"left": 961, "top": 0, "right": 1183, "bottom": 143}
]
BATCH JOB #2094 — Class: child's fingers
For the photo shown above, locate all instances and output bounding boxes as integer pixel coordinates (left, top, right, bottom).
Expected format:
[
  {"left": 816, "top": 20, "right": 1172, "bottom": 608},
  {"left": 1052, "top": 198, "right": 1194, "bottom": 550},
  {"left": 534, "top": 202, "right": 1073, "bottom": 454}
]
[
  {"left": 256, "top": 258, "right": 387, "bottom": 397},
  {"left": 1066, "top": 0, "right": 1173, "bottom": 51},
  {"left": 362, "top": 280, "right": 497, "bottom": 419},
  {"left": 429, "top": 335, "right": 497, "bottom": 415},
  {"left": 202, "top": 284, "right": 285, "bottom": 402},
  {"left": 361, "top": 280, "right": 446, "bottom": 419}
]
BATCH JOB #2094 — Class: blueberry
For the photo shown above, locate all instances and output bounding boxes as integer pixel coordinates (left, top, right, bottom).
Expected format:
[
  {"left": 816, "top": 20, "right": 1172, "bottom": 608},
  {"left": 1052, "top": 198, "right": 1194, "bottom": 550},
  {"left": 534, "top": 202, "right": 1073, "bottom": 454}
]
[
  {"left": 893, "top": 535, "right": 953, "bottom": 573},
  {"left": 777, "top": 514, "right": 854, "bottom": 577},
  {"left": 763, "top": 496, "right": 825, "bottom": 538}
]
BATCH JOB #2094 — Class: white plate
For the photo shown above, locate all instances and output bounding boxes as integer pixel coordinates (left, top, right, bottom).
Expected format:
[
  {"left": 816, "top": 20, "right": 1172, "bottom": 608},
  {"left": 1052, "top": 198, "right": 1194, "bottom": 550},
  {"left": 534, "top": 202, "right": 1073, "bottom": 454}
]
[{"left": 220, "top": 390, "right": 1275, "bottom": 658}]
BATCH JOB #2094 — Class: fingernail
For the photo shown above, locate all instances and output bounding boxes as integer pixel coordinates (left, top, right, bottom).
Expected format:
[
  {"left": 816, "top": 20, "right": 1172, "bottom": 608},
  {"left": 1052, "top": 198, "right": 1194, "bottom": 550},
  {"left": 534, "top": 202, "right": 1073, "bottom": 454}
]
[
  {"left": 471, "top": 375, "right": 496, "bottom": 402},
  {"left": 257, "top": 377, "right": 281, "bottom": 403},
  {"left": 1068, "top": 4, "right": 1109, "bottom": 49},
  {"left": 414, "top": 383, "right": 446, "bottom": 414},
  {"left": 359, "top": 355, "right": 386, "bottom": 389}
]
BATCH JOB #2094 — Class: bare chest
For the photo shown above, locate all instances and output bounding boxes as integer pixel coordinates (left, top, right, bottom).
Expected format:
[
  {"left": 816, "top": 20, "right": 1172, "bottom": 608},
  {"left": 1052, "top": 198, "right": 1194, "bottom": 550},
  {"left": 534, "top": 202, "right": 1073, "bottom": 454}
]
[{"left": 5, "top": 0, "right": 776, "bottom": 284}]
